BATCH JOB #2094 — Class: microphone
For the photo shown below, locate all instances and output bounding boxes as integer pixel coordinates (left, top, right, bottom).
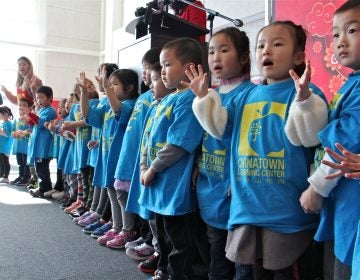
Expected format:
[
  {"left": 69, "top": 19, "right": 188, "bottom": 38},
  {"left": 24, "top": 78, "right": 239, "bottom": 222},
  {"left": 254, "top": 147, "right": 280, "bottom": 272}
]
[{"left": 233, "top": 19, "right": 243, "bottom": 27}]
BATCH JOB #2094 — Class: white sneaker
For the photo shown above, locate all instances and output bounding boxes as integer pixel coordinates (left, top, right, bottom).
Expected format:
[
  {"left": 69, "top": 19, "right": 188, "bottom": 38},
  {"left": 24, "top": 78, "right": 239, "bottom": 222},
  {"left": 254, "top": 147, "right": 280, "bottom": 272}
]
[
  {"left": 125, "top": 236, "right": 144, "bottom": 250},
  {"left": 43, "top": 189, "right": 57, "bottom": 198},
  {"left": 0, "top": 178, "right": 9, "bottom": 183}
]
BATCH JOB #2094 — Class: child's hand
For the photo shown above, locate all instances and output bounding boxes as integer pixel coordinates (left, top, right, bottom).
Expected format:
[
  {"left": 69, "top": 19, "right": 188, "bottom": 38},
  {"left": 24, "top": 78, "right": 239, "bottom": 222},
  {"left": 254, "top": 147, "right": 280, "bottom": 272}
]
[
  {"left": 289, "top": 60, "right": 312, "bottom": 102},
  {"left": 323, "top": 143, "right": 360, "bottom": 179},
  {"left": 299, "top": 185, "right": 323, "bottom": 214},
  {"left": 29, "top": 75, "right": 42, "bottom": 93},
  {"left": 95, "top": 65, "right": 111, "bottom": 91},
  {"left": 87, "top": 140, "right": 99, "bottom": 150},
  {"left": 141, "top": 166, "right": 157, "bottom": 186},
  {"left": 182, "top": 64, "right": 209, "bottom": 98},
  {"left": 62, "top": 121, "right": 73, "bottom": 130}
]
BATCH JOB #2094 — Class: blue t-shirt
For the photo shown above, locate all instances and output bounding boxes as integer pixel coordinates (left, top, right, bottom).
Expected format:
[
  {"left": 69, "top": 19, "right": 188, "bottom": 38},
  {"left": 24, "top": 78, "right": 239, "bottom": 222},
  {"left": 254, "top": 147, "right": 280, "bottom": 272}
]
[
  {"left": 56, "top": 117, "right": 75, "bottom": 174},
  {"left": 114, "top": 90, "right": 153, "bottom": 181},
  {"left": 28, "top": 106, "right": 56, "bottom": 159},
  {"left": 0, "top": 120, "right": 13, "bottom": 155},
  {"left": 351, "top": 221, "right": 360, "bottom": 279},
  {"left": 228, "top": 79, "right": 324, "bottom": 233},
  {"left": 87, "top": 98, "right": 101, "bottom": 169},
  {"left": 105, "top": 99, "right": 136, "bottom": 187},
  {"left": 314, "top": 72, "right": 360, "bottom": 266},
  {"left": 196, "top": 81, "right": 255, "bottom": 230},
  {"left": 12, "top": 119, "right": 30, "bottom": 154},
  {"left": 87, "top": 97, "right": 135, "bottom": 187},
  {"left": 138, "top": 89, "right": 203, "bottom": 215},
  {"left": 126, "top": 103, "right": 157, "bottom": 220}
]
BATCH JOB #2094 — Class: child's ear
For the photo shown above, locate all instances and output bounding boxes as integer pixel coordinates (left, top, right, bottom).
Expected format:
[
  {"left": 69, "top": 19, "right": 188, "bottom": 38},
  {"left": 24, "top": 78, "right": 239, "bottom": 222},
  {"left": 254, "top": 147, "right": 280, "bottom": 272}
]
[
  {"left": 239, "top": 53, "right": 249, "bottom": 65},
  {"left": 125, "top": 84, "right": 134, "bottom": 94},
  {"left": 294, "top": 52, "right": 305, "bottom": 66}
]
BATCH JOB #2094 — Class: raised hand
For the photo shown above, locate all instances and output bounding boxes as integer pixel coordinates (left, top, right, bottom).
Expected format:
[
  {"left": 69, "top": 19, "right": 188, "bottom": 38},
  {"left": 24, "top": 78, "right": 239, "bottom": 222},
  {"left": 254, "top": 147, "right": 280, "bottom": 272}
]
[
  {"left": 289, "top": 60, "right": 312, "bottom": 102},
  {"left": 95, "top": 65, "right": 110, "bottom": 91},
  {"left": 182, "top": 64, "right": 209, "bottom": 98},
  {"left": 322, "top": 143, "right": 360, "bottom": 179}
]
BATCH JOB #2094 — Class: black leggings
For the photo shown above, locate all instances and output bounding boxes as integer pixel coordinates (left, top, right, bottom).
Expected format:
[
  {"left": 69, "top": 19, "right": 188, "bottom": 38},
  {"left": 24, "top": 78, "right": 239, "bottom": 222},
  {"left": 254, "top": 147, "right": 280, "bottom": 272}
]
[{"left": 0, "top": 153, "right": 10, "bottom": 178}]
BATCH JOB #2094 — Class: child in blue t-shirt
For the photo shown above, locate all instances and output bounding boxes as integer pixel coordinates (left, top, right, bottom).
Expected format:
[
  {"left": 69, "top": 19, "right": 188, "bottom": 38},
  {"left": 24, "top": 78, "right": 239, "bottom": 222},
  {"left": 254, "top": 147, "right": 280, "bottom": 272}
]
[
  {"left": 11, "top": 98, "right": 32, "bottom": 185},
  {"left": 299, "top": 2, "right": 360, "bottom": 277},
  {"left": 28, "top": 86, "right": 56, "bottom": 197},
  {"left": 80, "top": 68, "right": 138, "bottom": 248},
  {"left": 186, "top": 27, "right": 255, "bottom": 280},
  {"left": 139, "top": 38, "right": 204, "bottom": 280},
  {"left": 0, "top": 106, "right": 14, "bottom": 183},
  {"left": 190, "top": 21, "right": 328, "bottom": 278}
]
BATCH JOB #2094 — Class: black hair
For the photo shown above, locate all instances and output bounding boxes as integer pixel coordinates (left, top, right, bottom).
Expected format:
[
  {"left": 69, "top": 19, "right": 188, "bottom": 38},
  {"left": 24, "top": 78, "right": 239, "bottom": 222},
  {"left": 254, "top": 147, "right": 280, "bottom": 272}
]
[
  {"left": 142, "top": 47, "right": 161, "bottom": 65},
  {"left": 212, "top": 27, "right": 251, "bottom": 76},
  {"left": 0, "top": 106, "right": 14, "bottom": 120},
  {"left": 335, "top": 0, "right": 360, "bottom": 14},
  {"left": 99, "top": 63, "right": 119, "bottom": 79},
  {"left": 162, "top": 37, "right": 203, "bottom": 66},
  {"left": 36, "top": 85, "right": 53, "bottom": 99},
  {"left": 151, "top": 61, "right": 162, "bottom": 74},
  {"left": 18, "top": 98, "right": 32, "bottom": 107},
  {"left": 257, "top": 21, "right": 307, "bottom": 78},
  {"left": 110, "top": 69, "right": 139, "bottom": 100}
]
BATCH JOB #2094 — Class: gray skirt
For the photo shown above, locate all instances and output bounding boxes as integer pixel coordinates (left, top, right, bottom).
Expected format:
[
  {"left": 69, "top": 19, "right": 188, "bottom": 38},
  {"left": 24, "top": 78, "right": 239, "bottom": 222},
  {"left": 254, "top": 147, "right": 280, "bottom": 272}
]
[{"left": 225, "top": 225, "right": 315, "bottom": 270}]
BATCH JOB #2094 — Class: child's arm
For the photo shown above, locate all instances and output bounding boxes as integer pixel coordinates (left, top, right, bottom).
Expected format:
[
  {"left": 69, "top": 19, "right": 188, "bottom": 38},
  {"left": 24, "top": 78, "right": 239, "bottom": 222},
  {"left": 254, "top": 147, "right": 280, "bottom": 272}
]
[
  {"left": 183, "top": 64, "right": 227, "bottom": 139},
  {"left": 285, "top": 61, "right": 328, "bottom": 147},
  {"left": 322, "top": 143, "right": 360, "bottom": 179},
  {"left": 62, "top": 120, "right": 86, "bottom": 130},
  {"left": 97, "top": 65, "right": 122, "bottom": 115},
  {"left": 0, "top": 128, "right": 6, "bottom": 136},
  {"left": 141, "top": 144, "right": 187, "bottom": 186},
  {"left": 79, "top": 72, "right": 90, "bottom": 119}
]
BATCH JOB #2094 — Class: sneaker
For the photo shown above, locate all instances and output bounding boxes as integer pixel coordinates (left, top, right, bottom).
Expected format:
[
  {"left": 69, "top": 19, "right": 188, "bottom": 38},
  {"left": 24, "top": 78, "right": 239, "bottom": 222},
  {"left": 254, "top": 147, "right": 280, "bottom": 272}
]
[
  {"left": 106, "top": 231, "right": 136, "bottom": 249},
  {"left": 82, "top": 220, "right": 104, "bottom": 234},
  {"left": 73, "top": 211, "right": 92, "bottom": 224},
  {"left": 52, "top": 191, "right": 65, "bottom": 200},
  {"left": 43, "top": 189, "right": 57, "bottom": 198},
  {"left": 0, "top": 178, "right": 9, "bottom": 183},
  {"left": 91, "top": 222, "right": 112, "bottom": 239},
  {"left": 60, "top": 199, "right": 74, "bottom": 209},
  {"left": 125, "top": 236, "right": 144, "bottom": 250},
  {"left": 138, "top": 252, "right": 160, "bottom": 274},
  {"left": 78, "top": 212, "right": 100, "bottom": 227},
  {"left": 29, "top": 188, "right": 44, "bottom": 198},
  {"left": 149, "top": 269, "right": 168, "bottom": 280},
  {"left": 69, "top": 207, "right": 87, "bottom": 218},
  {"left": 97, "top": 229, "right": 119, "bottom": 245},
  {"left": 64, "top": 200, "right": 82, "bottom": 214},
  {"left": 10, "top": 177, "right": 21, "bottom": 185},
  {"left": 15, "top": 178, "right": 29, "bottom": 186},
  {"left": 26, "top": 182, "right": 38, "bottom": 191},
  {"left": 126, "top": 243, "right": 155, "bottom": 261}
]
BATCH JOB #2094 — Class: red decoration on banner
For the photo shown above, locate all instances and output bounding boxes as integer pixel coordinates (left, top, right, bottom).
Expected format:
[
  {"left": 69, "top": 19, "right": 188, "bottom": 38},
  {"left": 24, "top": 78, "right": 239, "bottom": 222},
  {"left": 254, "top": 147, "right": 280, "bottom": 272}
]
[{"left": 273, "top": 0, "right": 350, "bottom": 102}]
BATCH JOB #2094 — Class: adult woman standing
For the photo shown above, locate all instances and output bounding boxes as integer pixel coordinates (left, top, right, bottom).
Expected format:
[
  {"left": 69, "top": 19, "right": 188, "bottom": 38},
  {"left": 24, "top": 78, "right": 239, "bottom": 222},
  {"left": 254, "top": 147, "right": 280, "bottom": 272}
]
[{"left": 1, "top": 56, "right": 42, "bottom": 105}]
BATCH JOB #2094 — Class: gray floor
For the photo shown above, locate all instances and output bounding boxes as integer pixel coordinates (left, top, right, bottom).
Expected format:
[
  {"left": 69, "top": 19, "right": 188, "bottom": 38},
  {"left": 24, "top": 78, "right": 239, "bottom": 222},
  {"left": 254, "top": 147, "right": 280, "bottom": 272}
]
[{"left": 0, "top": 157, "right": 149, "bottom": 280}]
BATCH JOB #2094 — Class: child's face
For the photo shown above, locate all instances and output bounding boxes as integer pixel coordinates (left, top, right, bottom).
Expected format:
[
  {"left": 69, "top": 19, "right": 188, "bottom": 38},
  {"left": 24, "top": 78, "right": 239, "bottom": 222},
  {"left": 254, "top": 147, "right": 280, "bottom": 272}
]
[
  {"left": 18, "top": 101, "right": 31, "bottom": 116},
  {"left": 36, "top": 92, "right": 52, "bottom": 108},
  {"left": 142, "top": 62, "right": 152, "bottom": 86},
  {"left": 150, "top": 70, "right": 171, "bottom": 100},
  {"left": 255, "top": 25, "right": 304, "bottom": 84},
  {"left": 208, "top": 33, "right": 243, "bottom": 80},
  {"left": 333, "top": 8, "right": 360, "bottom": 71},
  {"left": 0, "top": 113, "right": 7, "bottom": 121},
  {"left": 109, "top": 76, "right": 126, "bottom": 100},
  {"left": 58, "top": 102, "right": 67, "bottom": 118},
  {"left": 160, "top": 48, "right": 189, "bottom": 91}
]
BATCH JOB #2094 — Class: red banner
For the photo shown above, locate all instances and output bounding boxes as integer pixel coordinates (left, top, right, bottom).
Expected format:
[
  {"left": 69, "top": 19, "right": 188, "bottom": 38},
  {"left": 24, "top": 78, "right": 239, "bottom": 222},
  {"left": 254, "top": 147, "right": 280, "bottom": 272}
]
[{"left": 273, "top": 0, "right": 350, "bottom": 101}]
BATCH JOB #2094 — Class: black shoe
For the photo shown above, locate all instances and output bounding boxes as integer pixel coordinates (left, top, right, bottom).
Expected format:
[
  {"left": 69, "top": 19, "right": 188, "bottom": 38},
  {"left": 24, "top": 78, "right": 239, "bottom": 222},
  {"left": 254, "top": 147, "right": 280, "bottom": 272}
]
[
  {"left": 10, "top": 177, "right": 21, "bottom": 185},
  {"left": 60, "top": 199, "right": 74, "bottom": 209},
  {"left": 16, "top": 178, "right": 29, "bottom": 186},
  {"left": 29, "top": 188, "right": 44, "bottom": 198},
  {"left": 68, "top": 207, "right": 87, "bottom": 218},
  {"left": 138, "top": 253, "right": 160, "bottom": 274}
]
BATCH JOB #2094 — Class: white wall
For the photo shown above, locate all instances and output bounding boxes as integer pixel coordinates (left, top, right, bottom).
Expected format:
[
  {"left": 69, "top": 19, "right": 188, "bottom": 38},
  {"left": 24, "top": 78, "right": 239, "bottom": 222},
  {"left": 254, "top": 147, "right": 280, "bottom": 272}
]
[
  {"left": 106, "top": 0, "right": 266, "bottom": 79},
  {"left": 37, "top": 0, "right": 103, "bottom": 99}
]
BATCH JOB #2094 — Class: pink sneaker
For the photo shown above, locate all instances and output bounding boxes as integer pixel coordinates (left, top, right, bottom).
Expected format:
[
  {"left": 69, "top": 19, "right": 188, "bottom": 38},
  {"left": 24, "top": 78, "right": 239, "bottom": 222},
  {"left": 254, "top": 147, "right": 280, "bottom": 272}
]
[
  {"left": 106, "top": 231, "right": 136, "bottom": 249},
  {"left": 97, "top": 229, "right": 119, "bottom": 245},
  {"left": 73, "top": 211, "right": 92, "bottom": 224},
  {"left": 77, "top": 212, "right": 100, "bottom": 227}
]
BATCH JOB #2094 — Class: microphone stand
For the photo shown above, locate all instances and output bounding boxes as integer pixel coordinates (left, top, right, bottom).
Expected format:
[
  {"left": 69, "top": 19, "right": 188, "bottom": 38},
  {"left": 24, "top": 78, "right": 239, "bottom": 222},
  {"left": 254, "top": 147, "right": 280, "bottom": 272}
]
[{"left": 175, "top": 0, "right": 243, "bottom": 37}]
